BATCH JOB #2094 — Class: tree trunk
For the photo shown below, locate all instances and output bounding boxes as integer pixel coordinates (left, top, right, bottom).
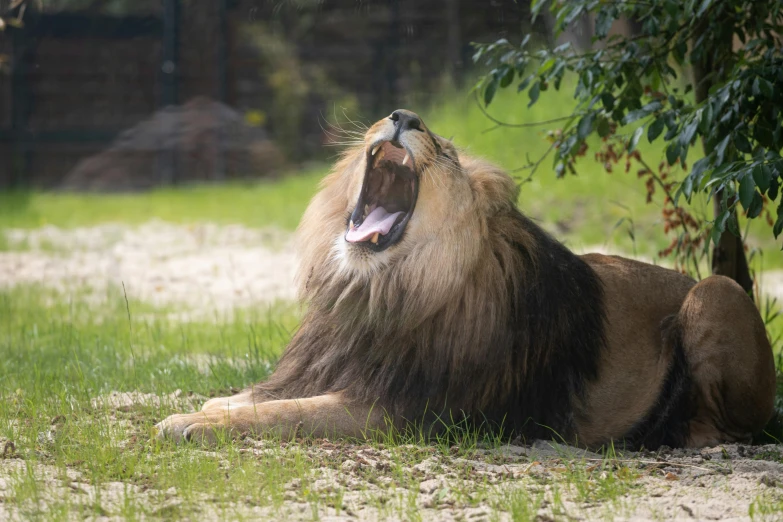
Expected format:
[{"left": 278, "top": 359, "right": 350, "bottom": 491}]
[
  {"left": 692, "top": 17, "right": 753, "bottom": 295},
  {"left": 710, "top": 192, "right": 754, "bottom": 293}
]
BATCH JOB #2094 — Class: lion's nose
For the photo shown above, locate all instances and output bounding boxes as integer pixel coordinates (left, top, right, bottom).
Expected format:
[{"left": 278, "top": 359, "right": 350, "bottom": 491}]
[{"left": 390, "top": 110, "right": 422, "bottom": 132}]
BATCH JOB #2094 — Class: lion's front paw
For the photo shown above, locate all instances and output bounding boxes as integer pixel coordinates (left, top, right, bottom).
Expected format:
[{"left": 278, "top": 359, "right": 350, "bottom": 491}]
[{"left": 155, "top": 412, "right": 222, "bottom": 444}]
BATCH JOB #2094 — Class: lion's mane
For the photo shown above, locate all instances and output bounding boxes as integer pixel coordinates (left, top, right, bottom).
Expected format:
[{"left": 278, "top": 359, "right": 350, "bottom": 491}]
[{"left": 255, "top": 148, "right": 607, "bottom": 440}]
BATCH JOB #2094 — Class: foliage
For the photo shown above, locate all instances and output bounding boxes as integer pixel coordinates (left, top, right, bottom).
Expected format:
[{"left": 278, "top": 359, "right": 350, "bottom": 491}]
[
  {"left": 473, "top": 0, "right": 783, "bottom": 253},
  {"left": 242, "top": 22, "right": 360, "bottom": 160}
]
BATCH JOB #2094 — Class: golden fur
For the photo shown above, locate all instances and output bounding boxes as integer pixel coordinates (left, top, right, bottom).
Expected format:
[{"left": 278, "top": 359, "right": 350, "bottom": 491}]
[{"left": 157, "top": 110, "right": 776, "bottom": 449}]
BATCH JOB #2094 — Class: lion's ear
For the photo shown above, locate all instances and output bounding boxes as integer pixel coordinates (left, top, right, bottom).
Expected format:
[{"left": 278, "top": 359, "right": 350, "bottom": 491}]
[{"left": 464, "top": 158, "right": 519, "bottom": 213}]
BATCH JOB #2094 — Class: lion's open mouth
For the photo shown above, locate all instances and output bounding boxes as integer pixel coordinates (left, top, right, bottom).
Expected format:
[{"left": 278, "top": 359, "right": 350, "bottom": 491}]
[{"left": 345, "top": 140, "right": 418, "bottom": 251}]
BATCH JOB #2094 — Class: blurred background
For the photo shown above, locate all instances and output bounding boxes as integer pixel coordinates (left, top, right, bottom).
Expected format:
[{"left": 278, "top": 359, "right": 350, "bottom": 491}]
[
  {"left": 1, "top": 0, "right": 522, "bottom": 189},
  {"left": 0, "top": 0, "right": 780, "bottom": 280},
  {"left": 0, "top": 0, "right": 618, "bottom": 191}
]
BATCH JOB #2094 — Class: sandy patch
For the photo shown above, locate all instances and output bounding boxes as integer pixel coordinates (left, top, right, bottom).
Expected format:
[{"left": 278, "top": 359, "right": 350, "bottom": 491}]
[
  {"left": 0, "top": 221, "right": 298, "bottom": 312},
  {"left": 89, "top": 389, "right": 208, "bottom": 412}
]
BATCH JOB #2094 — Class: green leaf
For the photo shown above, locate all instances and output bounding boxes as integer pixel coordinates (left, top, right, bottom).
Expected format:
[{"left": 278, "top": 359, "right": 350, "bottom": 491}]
[
  {"left": 563, "top": 4, "right": 585, "bottom": 26},
  {"left": 727, "top": 212, "right": 740, "bottom": 237},
  {"left": 752, "top": 77, "right": 762, "bottom": 97},
  {"left": 711, "top": 209, "right": 729, "bottom": 246},
  {"left": 540, "top": 57, "right": 556, "bottom": 75},
  {"left": 699, "top": 103, "right": 713, "bottom": 134},
  {"left": 758, "top": 77, "right": 774, "bottom": 98},
  {"left": 774, "top": 202, "right": 783, "bottom": 239},
  {"left": 738, "top": 174, "right": 756, "bottom": 211},
  {"left": 679, "top": 176, "right": 693, "bottom": 204},
  {"left": 595, "top": 9, "right": 614, "bottom": 38},
  {"left": 577, "top": 113, "right": 595, "bottom": 140},
  {"left": 484, "top": 78, "right": 498, "bottom": 106},
  {"left": 648, "top": 117, "right": 664, "bottom": 142},
  {"left": 628, "top": 127, "right": 643, "bottom": 153},
  {"left": 622, "top": 101, "right": 663, "bottom": 126},
  {"left": 747, "top": 192, "right": 763, "bottom": 219},
  {"left": 664, "top": 111, "right": 677, "bottom": 130},
  {"left": 596, "top": 117, "right": 611, "bottom": 138},
  {"left": 527, "top": 81, "right": 540, "bottom": 108},
  {"left": 623, "top": 109, "right": 647, "bottom": 125},
  {"left": 769, "top": 176, "right": 779, "bottom": 201},
  {"left": 666, "top": 142, "right": 681, "bottom": 166},
  {"left": 683, "top": 158, "right": 709, "bottom": 202},
  {"left": 531, "top": 0, "right": 545, "bottom": 20},
  {"left": 715, "top": 135, "right": 731, "bottom": 163},
  {"left": 696, "top": 0, "right": 713, "bottom": 17},
  {"left": 734, "top": 133, "right": 752, "bottom": 154},
  {"left": 680, "top": 119, "right": 699, "bottom": 147},
  {"left": 673, "top": 41, "right": 687, "bottom": 65},
  {"left": 600, "top": 92, "right": 615, "bottom": 111},
  {"left": 517, "top": 74, "right": 533, "bottom": 93},
  {"left": 752, "top": 164, "right": 771, "bottom": 193},
  {"left": 499, "top": 66, "right": 515, "bottom": 88}
]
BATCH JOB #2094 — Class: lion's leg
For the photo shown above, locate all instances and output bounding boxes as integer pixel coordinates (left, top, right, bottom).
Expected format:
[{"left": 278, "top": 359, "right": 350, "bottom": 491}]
[
  {"left": 678, "top": 275, "right": 776, "bottom": 447},
  {"left": 155, "top": 391, "right": 389, "bottom": 444}
]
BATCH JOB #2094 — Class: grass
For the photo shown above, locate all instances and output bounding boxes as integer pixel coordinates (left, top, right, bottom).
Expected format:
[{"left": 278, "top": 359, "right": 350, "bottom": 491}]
[
  {"left": 0, "top": 286, "right": 329, "bottom": 519},
  {"left": 0, "top": 166, "right": 326, "bottom": 232},
  {"left": 3, "top": 284, "right": 759, "bottom": 520}
]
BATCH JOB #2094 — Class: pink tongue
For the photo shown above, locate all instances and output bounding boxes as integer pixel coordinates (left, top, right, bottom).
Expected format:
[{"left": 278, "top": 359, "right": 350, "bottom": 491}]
[{"left": 346, "top": 206, "right": 403, "bottom": 243}]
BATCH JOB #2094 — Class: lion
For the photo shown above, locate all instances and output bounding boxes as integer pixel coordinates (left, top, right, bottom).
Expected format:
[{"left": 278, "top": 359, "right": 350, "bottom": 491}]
[{"left": 157, "top": 109, "right": 776, "bottom": 449}]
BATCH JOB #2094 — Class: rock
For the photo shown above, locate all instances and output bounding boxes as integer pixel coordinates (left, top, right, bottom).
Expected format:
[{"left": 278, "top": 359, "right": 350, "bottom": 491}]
[{"left": 61, "top": 97, "right": 284, "bottom": 191}]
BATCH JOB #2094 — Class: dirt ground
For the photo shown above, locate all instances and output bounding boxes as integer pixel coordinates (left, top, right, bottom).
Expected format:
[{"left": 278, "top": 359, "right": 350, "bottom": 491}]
[
  {"left": 3, "top": 420, "right": 783, "bottom": 521},
  {"left": 0, "top": 221, "right": 298, "bottom": 312}
]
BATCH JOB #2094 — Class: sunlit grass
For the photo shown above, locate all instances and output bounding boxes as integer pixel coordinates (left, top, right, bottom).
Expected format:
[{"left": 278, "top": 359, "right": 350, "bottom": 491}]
[
  {"left": 0, "top": 166, "right": 326, "bottom": 232},
  {"left": 0, "top": 285, "right": 306, "bottom": 519}
]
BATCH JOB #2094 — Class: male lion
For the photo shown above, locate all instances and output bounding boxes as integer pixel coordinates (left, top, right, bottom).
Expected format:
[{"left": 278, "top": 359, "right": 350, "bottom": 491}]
[{"left": 157, "top": 110, "right": 775, "bottom": 449}]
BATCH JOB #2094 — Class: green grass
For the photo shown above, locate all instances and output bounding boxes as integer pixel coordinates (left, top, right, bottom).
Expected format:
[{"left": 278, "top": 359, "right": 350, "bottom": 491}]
[
  {"left": 0, "top": 286, "right": 302, "bottom": 519},
  {"left": 1, "top": 284, "right": 654, "bottom": 520},
  {"left": 0, "top": 166, "right": 326, "bottom": 231}
]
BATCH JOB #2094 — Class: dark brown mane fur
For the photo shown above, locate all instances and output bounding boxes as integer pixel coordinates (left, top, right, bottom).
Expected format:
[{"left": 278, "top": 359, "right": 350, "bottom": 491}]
[{"left": 255, "top": 152, "right": 606, "bottom": 441}]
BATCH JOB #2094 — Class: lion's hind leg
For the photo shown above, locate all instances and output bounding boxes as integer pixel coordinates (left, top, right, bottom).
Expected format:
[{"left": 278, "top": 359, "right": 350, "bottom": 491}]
[{"left": 679, "top": 275, "right": 776, "bottom": 447}]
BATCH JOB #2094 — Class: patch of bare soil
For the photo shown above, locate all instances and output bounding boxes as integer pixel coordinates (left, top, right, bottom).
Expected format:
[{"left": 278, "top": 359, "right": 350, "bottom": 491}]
[
  {"left": 89, "top": 389, "right": 208, "bottom": 412},
  {"left": 256, "top": 440, "right": 783, "bottom": 521},
  {"left": 2, "top": 431, "right": 782, "bottom": 521},
  {"left": 0, "top": 221, "right": 298, "bottom": 312}
]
